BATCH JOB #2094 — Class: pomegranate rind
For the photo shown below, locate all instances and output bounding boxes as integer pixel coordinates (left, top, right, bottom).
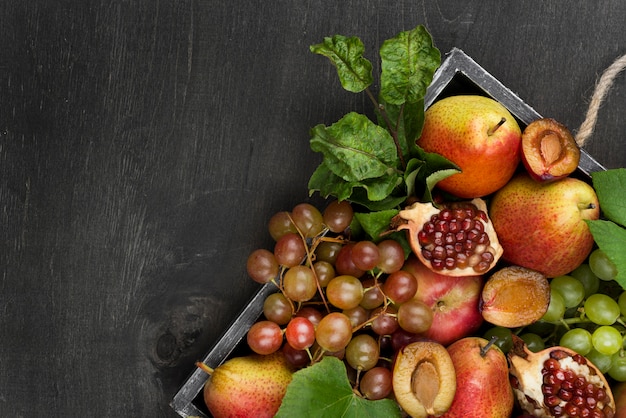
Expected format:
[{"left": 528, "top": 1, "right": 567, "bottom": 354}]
[
  {"left": 392, "top": 341, "right": 456, "bottom": 418},
  {"left": 395, "top": 198, "right": 503, "bottom": 277},
  {"left": 480, "top": 266, "right": 550, "bottom": 328},
  {"left": 508, "top": 336, "right": 616, "bottom": 418},
  {"left": 521, "top": 118, "right": 581, "bottom": 183}
]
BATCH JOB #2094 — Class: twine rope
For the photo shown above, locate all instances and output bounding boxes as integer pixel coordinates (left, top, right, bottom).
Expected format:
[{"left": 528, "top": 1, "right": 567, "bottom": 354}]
[{"left": 575, "top": 53, "right": 626, "bottom": 147}]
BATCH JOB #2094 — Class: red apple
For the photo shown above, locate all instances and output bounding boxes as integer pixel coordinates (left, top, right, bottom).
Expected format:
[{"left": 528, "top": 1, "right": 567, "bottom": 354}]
[{"left": 403, "top": 255, "right": 483, "bottom": 346}]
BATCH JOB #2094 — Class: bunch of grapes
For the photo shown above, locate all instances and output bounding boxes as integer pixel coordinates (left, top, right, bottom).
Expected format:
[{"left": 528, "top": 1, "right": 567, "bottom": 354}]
[
  {"left": 244, "top": 200, "right": 429, "bottom": 399},
  {"left": 484, "top": 247, "right": 626, "bottom": 383}
]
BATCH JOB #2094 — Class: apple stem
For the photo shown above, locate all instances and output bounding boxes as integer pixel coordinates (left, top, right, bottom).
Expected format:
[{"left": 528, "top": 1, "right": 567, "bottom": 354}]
[
  {"left": 480, "top": 335, "right": 498, "bottom": 357},
  {"left": 195, "top": 361, "right": 215, "bottom": 375},
  {"left": 487, "top": 117, "right": 506, "bottom": 135}
]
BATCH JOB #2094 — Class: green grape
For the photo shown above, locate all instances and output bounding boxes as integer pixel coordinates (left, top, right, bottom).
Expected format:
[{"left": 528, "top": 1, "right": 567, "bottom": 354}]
[
  {"left": 323, "top": 200, "right": 353, "bottom": 234},
  {"left": 591, "top": 325, "right": 623, "bottom": 356},
  {"left": 559, "top": 327, "right": 593, "bottom": 355},
  {"left": 525, "top": 320, "right": 556, "bottom": 337},
  {"left": 483, "top": 326, "right": 513, "bottom": 353},
  {"left": 263, "top": 292, "right": 294, "bottom": 325},
  {"left": 283, "top": 265, "right": 318, "bottom": 302},
  {"left": 520, "top": 332, "right": 545, "bottom": 353},
  {"left": 570, "top": 263, "right": 600, "bottom": 297},
  {"left": 589, "top": 248, "right": 618, "bottom": 281},
  {"left": 609, "top": 351, "right": 626, "bottom": 382},
  {"left": 312, "top": 260, "right": 335, "bottom": 287},
  {"left": 584, "top": 293, "right": 620, "bottom": 325},
  {"left": 268, "top": 211, "right": 297, "bottom": 241},
  {"left": 315, "top": 312, "right": 354, "bottom": 352},
  {"left": 618, "top": 291, "right": 626, "bottom": 317},
  {"left": 586, "top": 348, "right": 614, "bottom": 373},
  {"left": 345, "top": 333, "right": 380, "bottom": 372},
  {"left": 326, "top": 275, "right": 364, "bottom": 310},
  {"left": 291, "top": 202, "right": 325, "bottom": 238},
  {"left": 541, "top": 290, "right": 566, "bottom": 322},
  {"left": 550, "top": 275, "right": 585, "bottom": 308},
  {"left": 396, "top": 299, "right": 433, "bottom": 334}
]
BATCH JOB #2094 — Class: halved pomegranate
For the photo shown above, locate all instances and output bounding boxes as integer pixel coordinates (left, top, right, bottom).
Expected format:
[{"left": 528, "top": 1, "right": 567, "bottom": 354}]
[
  {"left": 393, "top": 198, "right": 503, "bottom": 276},
  {"left": 508, "top": 335, "right": 616, "bottom": 418}
]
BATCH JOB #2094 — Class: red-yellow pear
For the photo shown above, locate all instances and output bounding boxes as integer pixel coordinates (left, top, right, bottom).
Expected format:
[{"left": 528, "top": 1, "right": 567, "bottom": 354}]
[
  {"left": 417, "top": 95, "right": 522, "bottom": 198},
  {"left": 441, "top": 336, "right": 514, "bottom": 418},
  {"left": 489, "top": 173, "right": 599, "bottom": 277},
  {"left": 198, "top": 352, "right": 293, "bottom": 418}
]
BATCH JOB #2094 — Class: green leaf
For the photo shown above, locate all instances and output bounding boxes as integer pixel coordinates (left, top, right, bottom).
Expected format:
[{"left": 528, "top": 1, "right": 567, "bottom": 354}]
[
  {"left": 378, "top": 98, "right": 425, "bottom": 160},
  {"left": 353, "top": 209, "right": 399, "bottom": 242},
  {"left": 592, "top": 168, "right": 626, "bottom": 228},
  {"left": 308, "top": 163, "right": 402, "bottom": 205},
  {"left": 586, "top": 219, "right": 626, "bottom": 289},
  {"left": 348, "top": 191, "right": 408, "bottom": 212},
  {"left": 379, "top": 25, "right": 440, "bottom": 106},
  {"left": 275, "top": 356, "right": 402, "bottom": 418},
  {"left": 308, "top": 163, "right": 354, "bottom": 201},
  {"left": 310, "top": 35, "right": 373, "bottom": 93},
  {"left": 309, "top": 112, "right": 400, "bottom": 182}
]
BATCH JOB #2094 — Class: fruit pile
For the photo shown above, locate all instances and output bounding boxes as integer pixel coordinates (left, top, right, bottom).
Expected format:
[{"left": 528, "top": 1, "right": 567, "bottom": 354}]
[{"left": 195, "top": 26, "right": 626, "bottom": 418}]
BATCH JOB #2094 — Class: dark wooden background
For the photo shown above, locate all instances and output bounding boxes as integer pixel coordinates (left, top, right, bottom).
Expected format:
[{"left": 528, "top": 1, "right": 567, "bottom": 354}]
[{"left": 2, "top": 1, "right": 625, "bottom": 416}]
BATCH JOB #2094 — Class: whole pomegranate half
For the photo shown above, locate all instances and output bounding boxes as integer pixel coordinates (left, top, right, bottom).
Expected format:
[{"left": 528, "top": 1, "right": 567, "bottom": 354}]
[
  {"left": 394, "top": 198, "right": 503, "bottom": 276},
  {"left": 508, "top": 335, "right": 616, "bottom": 418}
]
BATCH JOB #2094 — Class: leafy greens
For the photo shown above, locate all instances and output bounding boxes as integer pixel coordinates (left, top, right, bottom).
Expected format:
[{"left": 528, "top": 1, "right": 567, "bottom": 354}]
[{"left": 307, "top": 25, "right": 459, "bottom": 240}]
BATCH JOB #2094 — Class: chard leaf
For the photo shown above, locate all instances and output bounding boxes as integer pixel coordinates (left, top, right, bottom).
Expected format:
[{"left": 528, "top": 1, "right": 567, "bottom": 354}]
[
  {"left": 586, "top": 219, "right": 626, "bottom": 289},
  {"left": 410, "top": 147, "right": 461, "bottom": 202},
  {"left": 309, "top": 112, "right": 400, "bottom": 182},
  {"left": 591, "top": 168, "right": 626, "bottom": 228},
  {"left": 403, "top": 158, "right": 423, "bottom": 200},
  {"left": 353, "top": 209, "right": 399, "bottom": 242},
  {"left": 378, "top": 97, "right": 425, "bottom": 160},
  {"left": 310, "top": 35, "right": 373, "bottom": 93},
  {"left": 308, "top": 163, "right": 354, "bottom": 201},
  {"left": 308, "top": 162, "right": 402, "bottom": 204},
  {"left": 356, "top": 173, "right": 403, "bottom": 202},
  {"left": 379, "top": 25, "right": 440, "bottom": 106},
  {"left": 275, "top": 356, "right": 401, "bottom": 418},
  {"left": 348, "top": 191, "right": 408, "bottom": 212}
]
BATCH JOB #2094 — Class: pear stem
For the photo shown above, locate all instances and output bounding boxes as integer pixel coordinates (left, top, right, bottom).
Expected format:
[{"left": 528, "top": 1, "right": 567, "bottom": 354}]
[
  {"left": 196, "top": 361, "right": 215, "bottom": 375},
  {"left": 487, "top": 117, "right": 506, "bottom": 135},
  {"left": 480, "top": 335, "right": 498, "bottom": 357},
  {"left": 578, "top": 202, "right": 597, "bottom": 210}
]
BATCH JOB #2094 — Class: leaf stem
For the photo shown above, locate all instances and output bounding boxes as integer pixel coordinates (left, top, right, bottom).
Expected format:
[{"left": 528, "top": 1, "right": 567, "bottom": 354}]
[{"left": 365, "top": 87, "right": 406, "bottom": 169}]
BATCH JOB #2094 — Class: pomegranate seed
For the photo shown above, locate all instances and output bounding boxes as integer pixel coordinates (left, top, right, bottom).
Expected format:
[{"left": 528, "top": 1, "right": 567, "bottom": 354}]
[
  {"left": 586, "top": 396, "right": 597, "bottom": 408},
  {"left": 545, "top": 395, "right": 561, "bottom": 407},
  {"left": 439, "top": 209, "right": 452, "bottom": 221},
  {"left": 435, "top": 220, "right": 449, "bottom": 233},
  {"left": 565, "top": 404, "right": 580, "bottom": 416},
  {"left": 558, "top": 388, "right": 573, "bottom": 401},
  {"left": 550, "top": 349, "right": 570, "bottom": 360},
  {"left": 544, "top": 357, "right": 559, "bottom": 370}
]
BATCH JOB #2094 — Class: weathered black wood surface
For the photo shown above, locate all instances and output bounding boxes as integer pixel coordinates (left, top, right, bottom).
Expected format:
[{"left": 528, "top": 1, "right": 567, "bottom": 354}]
[{"left": 2, "top": 2, "right": 625, "bottom": 416}]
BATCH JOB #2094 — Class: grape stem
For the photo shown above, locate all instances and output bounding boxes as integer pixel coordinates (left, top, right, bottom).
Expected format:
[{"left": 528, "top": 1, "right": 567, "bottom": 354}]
[{"left": 287, "top": 213, "right": 331, "bottom": 313}]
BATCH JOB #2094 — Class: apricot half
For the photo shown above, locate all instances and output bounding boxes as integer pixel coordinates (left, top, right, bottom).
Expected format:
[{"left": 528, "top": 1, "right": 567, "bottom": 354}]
[
  {"left": 479, "top": 266, "right": 550, "bottom": 328},
  {"left": 392, "top": 341, "right": 456, "bottom": 417},
  {"left": 520, "top": 118, "right": 580, "bottom": 182}
]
